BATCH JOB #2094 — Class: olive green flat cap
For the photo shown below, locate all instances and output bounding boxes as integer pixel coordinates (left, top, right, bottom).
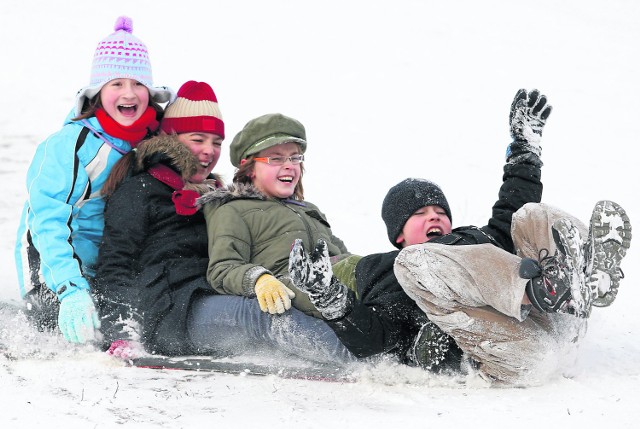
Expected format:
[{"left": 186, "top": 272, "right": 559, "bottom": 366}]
[{"left": 229, "top": 113, "right": 307, "bottom": 167}]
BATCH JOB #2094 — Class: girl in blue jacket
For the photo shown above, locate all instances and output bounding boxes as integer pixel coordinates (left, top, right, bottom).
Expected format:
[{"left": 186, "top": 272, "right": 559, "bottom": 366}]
[{"left": 14, "top": 16, "right": 174, "bottom": 344}]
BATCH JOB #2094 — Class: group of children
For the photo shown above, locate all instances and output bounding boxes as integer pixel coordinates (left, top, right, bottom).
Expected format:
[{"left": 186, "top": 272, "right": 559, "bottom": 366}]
[{"left": 14, "top": 16, "right": 632, "bottom": 386}]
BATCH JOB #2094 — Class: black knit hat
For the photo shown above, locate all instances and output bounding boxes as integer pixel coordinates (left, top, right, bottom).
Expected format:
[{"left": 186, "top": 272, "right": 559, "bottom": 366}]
[{"left": 381, "top": 178, "right": 452, "bottom": 249}]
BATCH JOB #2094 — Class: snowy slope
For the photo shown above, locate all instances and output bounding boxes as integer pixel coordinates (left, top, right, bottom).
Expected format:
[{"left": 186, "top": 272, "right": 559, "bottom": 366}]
[{"left": 1, "top": 0, "right": 639, "bottom": 427}]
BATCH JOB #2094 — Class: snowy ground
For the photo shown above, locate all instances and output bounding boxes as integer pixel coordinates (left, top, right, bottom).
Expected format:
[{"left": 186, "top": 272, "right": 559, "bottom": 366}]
[{"left": 1, "top": 0, "right": 639, "bottom": 427}]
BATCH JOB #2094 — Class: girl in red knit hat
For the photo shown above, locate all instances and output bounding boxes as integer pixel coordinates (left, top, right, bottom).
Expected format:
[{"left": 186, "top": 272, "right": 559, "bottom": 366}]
[{"left": 96, "top": 80, "right": 224, "bottom": 357}]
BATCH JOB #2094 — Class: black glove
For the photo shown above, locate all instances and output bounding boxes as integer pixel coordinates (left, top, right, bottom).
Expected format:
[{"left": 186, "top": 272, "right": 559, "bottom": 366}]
[
  {"left": 506, "top": 89, "right": 552, "bottom": 167},
  {"left": 288, "top": 239, "right": 353, "bottom": 320}
]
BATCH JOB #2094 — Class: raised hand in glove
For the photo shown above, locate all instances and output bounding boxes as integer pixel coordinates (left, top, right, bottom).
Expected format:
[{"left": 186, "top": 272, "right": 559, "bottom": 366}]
[
  {"left": 57, "top": 285, "right": 101, "bottom": 344},
  {"left": 507, "top": 89, "right": 552, "bottom": 166},
  {"left": 288, "top": 239, "right": 353, "bottom": 320},
  {"left": 255, "top": 274, "right": 295, "bottom": 314}
]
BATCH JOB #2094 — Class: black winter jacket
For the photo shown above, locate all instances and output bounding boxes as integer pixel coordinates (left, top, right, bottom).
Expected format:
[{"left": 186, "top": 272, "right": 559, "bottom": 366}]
[
  {"left": 94, "top": 135, "right": 221, "bottom": 355},
  {"left": 327, "top": 162, "right": 542, "bottom": 367}
]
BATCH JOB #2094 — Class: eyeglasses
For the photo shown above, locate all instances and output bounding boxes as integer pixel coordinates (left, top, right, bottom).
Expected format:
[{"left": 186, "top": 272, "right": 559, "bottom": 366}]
[{"left": 253, "top": 154, "right": 305, "bottom": 165}]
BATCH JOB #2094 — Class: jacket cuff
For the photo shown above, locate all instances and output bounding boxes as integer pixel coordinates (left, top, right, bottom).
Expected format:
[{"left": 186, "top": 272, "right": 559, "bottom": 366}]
[
  {"left": 244, "top": 266, "right": 271, "bottom": 296},
  {"left": 55, "top": 277, "right": 90, "bottom": 302}
]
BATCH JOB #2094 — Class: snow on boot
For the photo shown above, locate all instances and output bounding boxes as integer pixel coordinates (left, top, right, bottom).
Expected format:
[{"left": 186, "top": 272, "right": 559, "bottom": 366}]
[
  {"left": 408, "top": 321, "right": 456, "bottom": 372},
  {"left": 584, "top": 200, "right": 632, "bottom": 307},
  {"left": 521, "top": 218, "right": 591, "bottom": 318},
  {"left": 24, "top": 285, "right": 60, "bottom": 332}
]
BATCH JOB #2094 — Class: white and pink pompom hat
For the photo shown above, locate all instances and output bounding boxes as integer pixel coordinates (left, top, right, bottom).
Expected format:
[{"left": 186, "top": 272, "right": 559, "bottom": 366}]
[{"left": 74, "top": 16, "right": 175, "bottom": 115}]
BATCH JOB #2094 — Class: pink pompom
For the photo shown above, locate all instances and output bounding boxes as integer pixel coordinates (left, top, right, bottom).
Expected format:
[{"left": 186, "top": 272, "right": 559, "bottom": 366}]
[{"left": 114, "top": 16, "right": 133, "bottom": 33}]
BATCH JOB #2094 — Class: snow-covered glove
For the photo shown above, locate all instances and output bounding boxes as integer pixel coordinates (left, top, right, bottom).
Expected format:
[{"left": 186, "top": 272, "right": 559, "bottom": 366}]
[
  {"left": 288, "top": 239, "right": 353, "bottom": 320},
  {"left": 255, "top": 274, "right": 296, "bottom": 314},
  {"left": 107, "top": 339, "right": 146, "bottom": 360},
  {"left": 506, "top": 88, "right": 552, "bottom": 167},
  {"left": 57, "top": 286, "right": 101, "bottom": 344}
]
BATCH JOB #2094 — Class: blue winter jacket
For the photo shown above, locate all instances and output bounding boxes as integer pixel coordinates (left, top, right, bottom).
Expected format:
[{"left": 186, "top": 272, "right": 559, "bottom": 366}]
[{"left": 15, "top": 110, "right": 133, "bottom": 298}]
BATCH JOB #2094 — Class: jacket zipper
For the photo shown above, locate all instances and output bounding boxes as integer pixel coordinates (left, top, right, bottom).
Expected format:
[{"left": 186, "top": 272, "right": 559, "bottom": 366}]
[{"left": 280, "top": 200, "right": 314, "bottom": 247}]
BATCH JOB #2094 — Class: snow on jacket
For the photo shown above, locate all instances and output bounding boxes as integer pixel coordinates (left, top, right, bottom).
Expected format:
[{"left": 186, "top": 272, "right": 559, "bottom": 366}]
[
  {"left": 328, "top": 161, "right": 543, "bottom": 366},
  {"left": 94, "top": 134, "right": 222, "bottom": 355},
  {"left": 199, "top": 184, "right": 350, "bottom": 318},
  {"left": 15, "top": 111, "right": 136, "bottom": 298}
]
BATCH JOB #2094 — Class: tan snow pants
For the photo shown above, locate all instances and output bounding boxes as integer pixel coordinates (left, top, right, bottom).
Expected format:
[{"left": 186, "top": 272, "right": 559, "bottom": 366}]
[{"left": 394, "top": 203, "right": 589, "bottom": 386}]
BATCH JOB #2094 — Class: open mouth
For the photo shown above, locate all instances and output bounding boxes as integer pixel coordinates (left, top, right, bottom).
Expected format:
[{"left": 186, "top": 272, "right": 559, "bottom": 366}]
[
  {"left": 118, "top": 104, "right": 138, "bottom": 115},
  {"left": 279, "top": 176, "right": 294, "bottom": 183},
  {"left": 426, "top": 227, "right": 443, "bottom": 238}
]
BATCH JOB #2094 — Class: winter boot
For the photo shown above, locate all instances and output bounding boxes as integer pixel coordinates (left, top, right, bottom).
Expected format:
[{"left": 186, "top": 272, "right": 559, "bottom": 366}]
[
  {"left": 520, "top": 218, "right": 592, "bottom": 318},
  {"left": 24, "top": 284, "right": 60, "bottom": 332},
  {"left": 407, "top": 321, "right": 458, "bottom": 372},
  {"left": 584, "top": 200, "right": 632, "bottom": 307}
]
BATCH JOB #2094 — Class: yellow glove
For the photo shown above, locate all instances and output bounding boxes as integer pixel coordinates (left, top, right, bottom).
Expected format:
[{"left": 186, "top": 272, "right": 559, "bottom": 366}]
[{"left": 255, "top": 274, "right": 296, "bottom": 314}]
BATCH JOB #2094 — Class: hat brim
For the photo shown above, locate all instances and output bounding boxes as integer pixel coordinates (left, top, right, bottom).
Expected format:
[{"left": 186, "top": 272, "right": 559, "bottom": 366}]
[
  {"left": 244, "top": 136, "right": 307, "bottom": 159},
  {"left": 74, "top": 83, "right": 176, "bottom": 116}
]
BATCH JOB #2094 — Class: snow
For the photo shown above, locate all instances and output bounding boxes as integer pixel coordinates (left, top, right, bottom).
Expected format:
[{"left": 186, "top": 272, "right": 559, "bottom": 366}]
[{"left": 1, "top": 0, "right": 639, "bottom": 427}]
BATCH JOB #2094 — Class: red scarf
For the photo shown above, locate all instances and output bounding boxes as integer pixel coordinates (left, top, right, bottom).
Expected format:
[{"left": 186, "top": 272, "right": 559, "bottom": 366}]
[
  {"left": 148, "top": 164, "right": 200, "bottom": 216},
  {"left": 95, "top": 107, "right": 159, "bottom": 147}
]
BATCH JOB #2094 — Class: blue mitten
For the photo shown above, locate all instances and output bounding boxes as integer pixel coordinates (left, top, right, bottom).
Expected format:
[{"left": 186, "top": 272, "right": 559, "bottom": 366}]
[{"left": 58, "top": 287, "right": 101, "bottom": 344}]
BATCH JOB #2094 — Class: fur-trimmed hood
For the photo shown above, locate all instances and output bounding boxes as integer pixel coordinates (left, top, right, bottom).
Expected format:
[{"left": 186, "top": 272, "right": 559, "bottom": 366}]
[
  {"left": 134, "top": 134, "right": 222, "bottom": 193},
  {"left": 135, "top": 134, "right": 200, "bottom": 181},
  {"left": 198, "top": 182, "right": 267, "bottom": 207}
]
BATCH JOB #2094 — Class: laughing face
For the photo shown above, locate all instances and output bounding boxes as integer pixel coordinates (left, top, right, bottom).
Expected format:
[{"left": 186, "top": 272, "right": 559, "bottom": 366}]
[
  {"left": 251, "top": 142, "right": 302, "bottom": 198},
  {"left": 177, "top": 132, "right": 223, "bottom": 183},
  {"left": 396, "top": 205, "right": 452, "bottom": 248},
  {"left": 100, "top": 78, "right": 150, "bottom": 126}
]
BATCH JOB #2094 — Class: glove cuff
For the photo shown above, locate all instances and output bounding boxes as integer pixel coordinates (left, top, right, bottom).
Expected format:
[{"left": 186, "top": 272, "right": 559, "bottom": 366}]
[
  {"left": 246, "top": 266, "right": 271, "bottom": 296},
  {"left": 319, "top": 281, "right": 355, "bottom": 321},
  {"left": 506, "top": 141, "right": 543, "bottom": 167}
]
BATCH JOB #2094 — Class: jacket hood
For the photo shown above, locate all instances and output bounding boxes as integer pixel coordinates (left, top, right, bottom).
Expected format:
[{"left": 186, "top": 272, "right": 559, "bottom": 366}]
[
  {"left": 198, "top": 182, "right": 266, "bottom": 207},
  {"left": 134, "top": 134, "right": 200, "bottom": 181}
]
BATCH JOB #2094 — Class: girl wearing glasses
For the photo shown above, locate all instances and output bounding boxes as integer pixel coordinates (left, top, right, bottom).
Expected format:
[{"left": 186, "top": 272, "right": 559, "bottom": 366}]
[{"left": 194, "top": 113, "right": 356, "bottom": 363}]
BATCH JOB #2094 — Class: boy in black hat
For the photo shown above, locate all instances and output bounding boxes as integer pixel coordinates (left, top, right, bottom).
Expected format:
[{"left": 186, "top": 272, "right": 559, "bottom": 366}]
[{"left": 288, "top": 90, "right": 632, "bottom": 385}]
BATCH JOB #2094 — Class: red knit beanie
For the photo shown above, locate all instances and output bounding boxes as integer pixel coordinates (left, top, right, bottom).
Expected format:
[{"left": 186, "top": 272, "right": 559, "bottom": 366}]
[{"left": 161, "top": 81, "right": 224, "bottom": 138}]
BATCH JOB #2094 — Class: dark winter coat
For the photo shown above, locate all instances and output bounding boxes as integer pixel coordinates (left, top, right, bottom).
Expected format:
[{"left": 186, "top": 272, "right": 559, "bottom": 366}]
[
  {"left": 94, "top": 135, "right": 221, "bottom": 355},
  {"left": 327, "top": 162, "right": 543, "bottom": 366},
  {"left": 199, "top": 184, "right": 349, "bottom": 318}
]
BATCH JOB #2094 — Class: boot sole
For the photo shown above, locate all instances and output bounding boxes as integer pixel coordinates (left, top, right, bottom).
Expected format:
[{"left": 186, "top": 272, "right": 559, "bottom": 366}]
[
  {"left": 552, "top": 218, "right": 591, "bottom": 317},
  {"left": 586, "top": 200, "right": 632, "bottom": 307}
]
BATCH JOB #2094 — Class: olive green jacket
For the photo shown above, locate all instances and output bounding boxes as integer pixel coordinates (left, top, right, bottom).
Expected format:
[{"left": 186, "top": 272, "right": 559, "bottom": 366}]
[{"left": 199, "top": 183, "right": 349, "bottom": 317}]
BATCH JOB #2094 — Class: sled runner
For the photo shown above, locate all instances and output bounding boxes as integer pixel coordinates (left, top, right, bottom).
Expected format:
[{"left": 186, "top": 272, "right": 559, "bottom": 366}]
[{"left": 129, "top": 355, "right": 357, "bottom": 383}]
